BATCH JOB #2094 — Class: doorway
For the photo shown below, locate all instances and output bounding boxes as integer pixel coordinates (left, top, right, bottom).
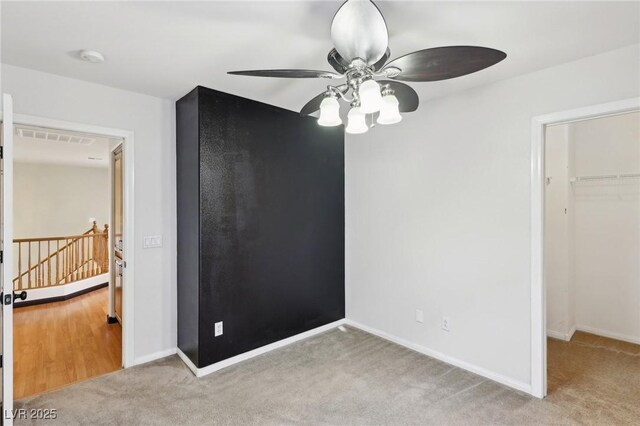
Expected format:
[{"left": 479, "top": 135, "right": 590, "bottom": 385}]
[
  {"left": 1, "top": 105, "right": 135, "bottom": 415},
  {"left": 11, "top": 124, "right": 124, "bottom": 398},
  {"left": 544, "top": 111, "right": 640, "bottom": 396},
  {"left": 530, "top": 97, "right": 640, "bottom": 399}
]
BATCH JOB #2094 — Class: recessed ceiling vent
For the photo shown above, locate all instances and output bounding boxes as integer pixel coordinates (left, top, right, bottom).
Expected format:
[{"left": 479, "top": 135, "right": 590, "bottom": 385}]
[{"left": 15, "top": 126, "right": 95, "bottom": 145}]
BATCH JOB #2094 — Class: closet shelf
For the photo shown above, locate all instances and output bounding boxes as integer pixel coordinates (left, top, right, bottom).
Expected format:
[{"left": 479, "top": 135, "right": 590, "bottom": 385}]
[{"left": 570, "top": 173, "right": 640, "bottom": 183}]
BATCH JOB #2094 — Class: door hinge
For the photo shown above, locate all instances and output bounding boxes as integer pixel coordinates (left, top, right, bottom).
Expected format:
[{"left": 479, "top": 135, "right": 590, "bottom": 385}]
[
  {"left": 0, "top": 355, "right": 3, "bottom": 368},
  {"left": 0, "top": 250, "right": 3, "bottom": 263},
  {"left": 0, "top": 146, "right": 3, "bottom": 159}
]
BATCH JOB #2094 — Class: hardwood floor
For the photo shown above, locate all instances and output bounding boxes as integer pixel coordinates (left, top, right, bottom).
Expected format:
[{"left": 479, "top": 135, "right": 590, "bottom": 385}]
[{"left": 13, "top": 287, "right": 122, "bottom": 399}]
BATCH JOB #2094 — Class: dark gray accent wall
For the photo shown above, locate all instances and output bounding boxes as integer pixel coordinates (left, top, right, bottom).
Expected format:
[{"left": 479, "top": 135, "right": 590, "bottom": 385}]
[
  {"left": 176, "top": 88, "right": 200, "bottom": 366},
  {"left": 177, "top": 86, "right": 345, "bottom": 368}
]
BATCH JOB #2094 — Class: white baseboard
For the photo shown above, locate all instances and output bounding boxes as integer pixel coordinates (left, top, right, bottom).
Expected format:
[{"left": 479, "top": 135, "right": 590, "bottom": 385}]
[
  {"left": 575, "top": 325, "right": 640, "bottom": 345},
  {"left": 175, "top": 317, "right": 532, "bottom": 396},
  {"left": 547, "top": 325, "right": 576, "bottom": 342},
  {"left": 134, "top": 348, "right": 177, "bottom": 366},
  {"left": 176, "top": 347, "right": 198, "bottom": 373},
  {"left": 345, "top": 319, "right": 532, "bottom": 396},
  {"left": 178, "top": 319, "right": 347, "bottom": 377},
  {"left": 547, "top": 330, "right": 566, "bottom": 341},
  {"left": 567, "top": 325, "right": 577, "bottom": 341},
  {"left": 16, "top": 273, "right": 109, "bottom": 303}
]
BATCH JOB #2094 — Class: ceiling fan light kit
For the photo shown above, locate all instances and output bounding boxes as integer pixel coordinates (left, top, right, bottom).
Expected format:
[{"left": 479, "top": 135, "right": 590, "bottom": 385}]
[
  {"left": 346, "top": 107, "right": 368, "bottom": 134},
  {"left": 377, "top": 92, "right": 402, "bottom": 125},
  {"left": 229, "top": 0, "right": 507, "bottom": 135},
  {"left": 358, "top": 78, "right": 383, "bottom": 114},
  {"left": 317, "top": 95, "right": 342, "bottom": 127}
]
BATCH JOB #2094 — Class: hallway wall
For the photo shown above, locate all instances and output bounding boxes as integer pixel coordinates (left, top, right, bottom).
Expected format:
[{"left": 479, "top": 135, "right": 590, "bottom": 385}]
[
  {"left": 14, "top": 162, "right": 109, "bottom": 238},
  {"left": 2, "top": 64, "right": 177, "bottom": 364}
]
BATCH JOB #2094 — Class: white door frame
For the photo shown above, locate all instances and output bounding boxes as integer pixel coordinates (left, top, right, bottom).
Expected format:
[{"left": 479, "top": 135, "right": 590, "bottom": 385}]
[
  {"left": 2, "top": 94, "right": 15, "bottom": 424},
  {"left": 530, "top": 97, "right": 640, "bottom": 399},
  {"left": 5, "top": 113, "right": 136, "bottom": 369}
]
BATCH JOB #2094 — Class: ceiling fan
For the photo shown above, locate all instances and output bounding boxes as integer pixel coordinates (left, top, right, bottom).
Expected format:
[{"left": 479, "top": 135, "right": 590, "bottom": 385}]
[{"left": 228, "top": 0, "right": 506, "bottom": 134}]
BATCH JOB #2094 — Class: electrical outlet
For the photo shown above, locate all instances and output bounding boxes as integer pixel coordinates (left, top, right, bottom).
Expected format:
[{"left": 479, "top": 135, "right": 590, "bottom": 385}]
[
  {"left": 442, "top": 316, "right": 451, "bottom": 332},
  {"left": 415, "top": 309, "right": 424, "bottom": 323},
  {"left": 214, "top": 321, "right": 223, "bottom": 337}
]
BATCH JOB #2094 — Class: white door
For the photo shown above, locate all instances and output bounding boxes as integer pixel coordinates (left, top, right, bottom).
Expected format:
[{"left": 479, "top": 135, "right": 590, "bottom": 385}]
[
  {"left": 112, "top": 146, "right": 123, "bottom": 323},
  {"left": 1, "top": 93, "right": 15, "bottom": 425}
]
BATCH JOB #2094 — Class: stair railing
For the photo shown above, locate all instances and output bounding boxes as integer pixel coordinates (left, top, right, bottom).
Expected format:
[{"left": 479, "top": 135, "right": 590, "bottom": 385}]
[{"left": 13, "top": 221, "right": 109, "bottom": 290}]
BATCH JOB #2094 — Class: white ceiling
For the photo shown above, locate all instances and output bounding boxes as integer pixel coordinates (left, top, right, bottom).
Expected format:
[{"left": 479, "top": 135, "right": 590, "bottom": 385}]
[
  {"left": 2, "top": 1, "right": 639, "bottom": 112},
  {"left": 14, "top": 125, "right": 121, "bottom": 168}
]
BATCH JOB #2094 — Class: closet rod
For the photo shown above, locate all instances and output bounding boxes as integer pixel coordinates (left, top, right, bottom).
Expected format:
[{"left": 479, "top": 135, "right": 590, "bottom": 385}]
[{"left": 570, "top": 173, "right": 640, "bottom": 183}]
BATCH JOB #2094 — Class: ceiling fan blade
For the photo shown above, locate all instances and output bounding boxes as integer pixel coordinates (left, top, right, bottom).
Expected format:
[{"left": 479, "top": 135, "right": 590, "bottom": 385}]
[
  {"left": 228, "top": 69, "right": 342, "bottom": 79},
  {"left": 327, "top": 48, "right": 350, "bottom": 73},
  {"left": 300, "top": 84, "right": 349, "bottom": 116},
  {"left": 378, "top": 80, "right": 419, "bottom": 113},
  {"left": 371, "top": 48, "right": 391, "bottom": 71},
  {"left": 382, "top": 46, "right": 506, "bottom": 82},
  {"left": 330, "top": 0, "right": 389, "bottom": 65}
]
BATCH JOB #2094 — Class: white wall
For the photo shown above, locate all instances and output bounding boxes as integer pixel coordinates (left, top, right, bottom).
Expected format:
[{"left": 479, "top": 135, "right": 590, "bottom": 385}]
[
  {"left": 346, "top": 44, "right": 640, "bottom": 391},
  {"left": 544, "top": 125, "right": 574, "bottom": 339},
  {"left": 545, "top": 112, "right": 639, "bottom": 344},
  {"left": 2, "top": 64, "right": 177, "bottom": 363},
  {"left": 572, "top": 112, "right": 640, "bottom": 343},
  {"left": 14, "top": 162, "right": 109, "bottom": 238}
]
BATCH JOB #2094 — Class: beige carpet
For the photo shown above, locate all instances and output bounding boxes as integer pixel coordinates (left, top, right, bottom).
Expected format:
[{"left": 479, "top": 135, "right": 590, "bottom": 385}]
[{"left": 15, "top": 326, "right": 640, "bottom": 425}]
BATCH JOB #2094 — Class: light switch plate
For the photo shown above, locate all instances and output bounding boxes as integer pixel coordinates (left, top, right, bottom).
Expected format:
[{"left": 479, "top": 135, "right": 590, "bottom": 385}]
[
  {"left": 415, "top": 309, "right": 424, "bottom": 323},
  {"left": 214, "top": 321, "right": 223, "bottom": 337},
  {"left": 143, "top": 235, "right": 162, "bottom": 248}
]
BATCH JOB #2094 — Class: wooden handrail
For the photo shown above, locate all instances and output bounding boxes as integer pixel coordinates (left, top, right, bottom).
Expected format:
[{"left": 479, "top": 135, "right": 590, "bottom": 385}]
[
  {"left": 14, "top": 233, "right": 102, "bottom": 243},
  {"left": 15, "top": 221, "right": 104, "bottom": 243},
  {"left": 13, "top": 222, "right": 109, "bottom": 290}
]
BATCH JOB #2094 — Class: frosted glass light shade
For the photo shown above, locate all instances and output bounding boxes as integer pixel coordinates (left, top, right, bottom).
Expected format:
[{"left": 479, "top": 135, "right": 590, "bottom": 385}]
[
  {"left": 377, "top": 94, "right": 402, "bottom": 125},
  {"left": 358, "top": 79, "right": 382, "bottom": 113},
  {"left": 317, "top": 96, "right": 342, "bottom": 127},
  {"left": 346, "top": 107, "right": 368, "bottom": 134}
]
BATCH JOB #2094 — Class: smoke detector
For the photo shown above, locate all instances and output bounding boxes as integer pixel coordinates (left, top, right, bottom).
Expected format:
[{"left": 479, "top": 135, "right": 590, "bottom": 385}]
[{"left": 79, "top": 50, "right": 105, "bottom": 63}]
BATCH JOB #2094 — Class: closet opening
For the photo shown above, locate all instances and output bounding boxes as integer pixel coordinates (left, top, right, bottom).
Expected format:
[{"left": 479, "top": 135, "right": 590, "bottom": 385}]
[{"left": 543, "top": 110, "right": 639, "bottom": 400}]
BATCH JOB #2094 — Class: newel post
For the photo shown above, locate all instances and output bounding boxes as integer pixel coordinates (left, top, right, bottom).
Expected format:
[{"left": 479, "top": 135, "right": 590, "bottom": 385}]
[{"left": 102, "top": 224, "right": 109, "bottom": 271}]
